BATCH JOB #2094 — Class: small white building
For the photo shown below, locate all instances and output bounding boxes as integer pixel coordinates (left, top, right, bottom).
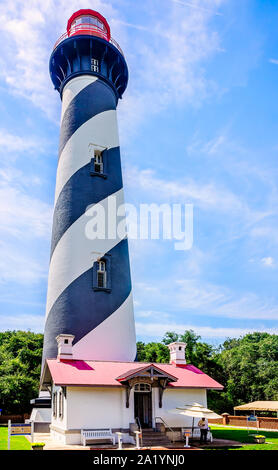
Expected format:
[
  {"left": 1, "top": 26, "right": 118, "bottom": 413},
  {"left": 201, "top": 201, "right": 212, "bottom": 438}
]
[{"left": 40, "top": 335, "right": 223, "bottom": 445}]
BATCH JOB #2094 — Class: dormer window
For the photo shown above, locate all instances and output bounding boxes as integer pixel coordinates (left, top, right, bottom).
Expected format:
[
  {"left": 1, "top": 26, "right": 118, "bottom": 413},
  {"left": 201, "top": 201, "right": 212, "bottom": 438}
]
[
  {"left": 97, "top": 260, "right": 106, "bottom": 288},
  {"left": 64, "top": 339, "right": 68, "bottom": 344}
]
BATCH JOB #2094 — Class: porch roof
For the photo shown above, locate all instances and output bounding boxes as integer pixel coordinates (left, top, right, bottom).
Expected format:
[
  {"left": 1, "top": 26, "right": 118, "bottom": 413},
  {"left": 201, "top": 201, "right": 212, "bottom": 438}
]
[
  {"left": 115, "top": 363, "right": 178, "bottom": 382},
  {"left": 42, "top": 359, "right": 223, "bottom": 390}
]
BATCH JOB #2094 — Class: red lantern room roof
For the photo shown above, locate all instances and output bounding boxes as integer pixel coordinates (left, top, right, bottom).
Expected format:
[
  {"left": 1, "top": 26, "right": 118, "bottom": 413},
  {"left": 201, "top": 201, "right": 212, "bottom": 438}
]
[{"left": 67, "top": 9, "right": 111, "bottom": 41}]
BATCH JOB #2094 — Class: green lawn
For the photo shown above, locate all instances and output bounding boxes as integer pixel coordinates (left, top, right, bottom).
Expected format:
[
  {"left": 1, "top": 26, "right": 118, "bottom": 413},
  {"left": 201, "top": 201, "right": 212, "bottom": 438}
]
[
  {"left": 208, "top": 425, "right": 278, "bottom": 450},
  {"left": 0, "top": 426, "right": 31, "bottom": 450}
]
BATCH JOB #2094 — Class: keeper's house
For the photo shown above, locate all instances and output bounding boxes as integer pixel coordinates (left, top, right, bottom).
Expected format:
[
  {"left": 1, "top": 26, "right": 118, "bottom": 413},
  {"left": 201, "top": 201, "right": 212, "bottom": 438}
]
[{"left": 40, "top": 335, "right": 223, "bottom": 445}]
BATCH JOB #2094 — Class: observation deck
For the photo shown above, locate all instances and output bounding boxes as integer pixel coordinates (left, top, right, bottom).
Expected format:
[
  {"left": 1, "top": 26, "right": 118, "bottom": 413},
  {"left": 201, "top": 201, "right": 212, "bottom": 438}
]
[
  {"left": 53, "top": 23, "right": 124, "bottom": 57},
  {"left": 49, "top": 9, "right": 128, "bottom": 99}
]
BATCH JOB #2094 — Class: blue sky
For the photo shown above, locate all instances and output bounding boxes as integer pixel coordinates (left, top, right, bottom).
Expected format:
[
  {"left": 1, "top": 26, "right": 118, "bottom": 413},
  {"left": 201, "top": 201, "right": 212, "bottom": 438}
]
[{"left": 0, "top": 0, "right": 278, "bottom": 345}]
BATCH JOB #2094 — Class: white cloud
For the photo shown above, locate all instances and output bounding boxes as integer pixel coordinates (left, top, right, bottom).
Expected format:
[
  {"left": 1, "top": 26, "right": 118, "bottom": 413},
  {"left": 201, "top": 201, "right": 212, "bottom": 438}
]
[
  {"left": 119, "top": 1, "right": 225, "bottom": 135},
  {"left": 0, "top": 129, "right": 40, "bottom": 154},
  {"left": 0, "top": 0, "right": 118, "bottom": 121},
  {"left": 0, "top": 181, "right": 52, "bottom": 239},
  {"left": 0, "top": 241, "right": 48, "bottom": 284},
  {"left": 169, "top": 0, "right": 223, "bottom": 16},
  {"left": 261, "top": 257, "right": 275, "bottom": 267},
  {"left": 134, "top": 277, "right": 278, "bottom": 321},
  {"left": 125, "top": 165, "right": 269, "bottom": 225},
  {"left": 0, "top": 313, "right": 45, "bottom": 332},
  {"left": 0, "top": 163, "right": 52, "bottom": 284},
  {"left": 0, "top": 0, "right": 225, "bottom": 132},
  {"left": 135, "top": 321, "right": 278, "bottom": 340}
]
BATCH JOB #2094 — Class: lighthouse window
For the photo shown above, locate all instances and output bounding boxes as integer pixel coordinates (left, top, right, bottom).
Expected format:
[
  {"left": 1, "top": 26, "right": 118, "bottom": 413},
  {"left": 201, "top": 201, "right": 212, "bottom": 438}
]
[
  {"left": 94, "top": 150, "right": 103, "bottom": 173},
  {"left": 73, "top": 16, "right": 106, "bottom": 31},
  {"left": 91, "top": 58, "right": 99, "bottom": 73},
  {"left": 97, "top": 260, "right": 106, "bottom": 288},
  {"left": 94, "top": 151, "right": 103, "bottom": 173},
  {"left": 93, "top": 254, "right": 111, "bottom": 292},
  {"left": 90, "top": 149, "right": 107, "bottom": 178}
]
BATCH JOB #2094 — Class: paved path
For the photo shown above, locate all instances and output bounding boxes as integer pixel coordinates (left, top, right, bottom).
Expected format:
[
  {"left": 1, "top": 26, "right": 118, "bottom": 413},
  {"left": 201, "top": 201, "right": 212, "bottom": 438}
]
[
  {"left": 27, "top": 433, "right": 89, "bottom": 450},
  {"left": 27, "top": 433, "right": 241, "bottom": 451}
]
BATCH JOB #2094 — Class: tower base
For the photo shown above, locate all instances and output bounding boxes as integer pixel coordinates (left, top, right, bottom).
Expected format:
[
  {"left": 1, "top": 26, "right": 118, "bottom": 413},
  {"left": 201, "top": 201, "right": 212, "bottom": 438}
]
[{"left": 29, "top": 392, "right": 51, "bottom": 432}]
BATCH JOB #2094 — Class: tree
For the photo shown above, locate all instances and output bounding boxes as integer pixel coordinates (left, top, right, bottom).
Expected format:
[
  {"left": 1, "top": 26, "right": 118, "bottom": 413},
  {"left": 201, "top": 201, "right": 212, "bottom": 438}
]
[
  {"left": 0, "top": 330, "right": 43, "bottom": 414},
  {"left": 137, "top": 341, "right": 169, "bottom": 363},
  {"left": 218, "top": 332, "right": 278, "bottom": 406},
  {"left": 137, "top": 330, "right": 278, "bottom": 415}
]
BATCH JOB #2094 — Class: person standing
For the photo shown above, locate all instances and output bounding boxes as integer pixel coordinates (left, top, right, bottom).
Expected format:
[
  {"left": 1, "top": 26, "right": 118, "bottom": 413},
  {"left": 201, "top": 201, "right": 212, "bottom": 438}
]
[{"left": 198, "top": 417, "right": 209, "bottom": 444}]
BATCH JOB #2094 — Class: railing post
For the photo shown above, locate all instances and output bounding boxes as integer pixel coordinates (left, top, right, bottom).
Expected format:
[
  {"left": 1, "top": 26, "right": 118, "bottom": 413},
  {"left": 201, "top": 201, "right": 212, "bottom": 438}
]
[
  {"left": 134, "top": 431, "right": 141, "bottom": 450},
  {"left": 116, "top": 432, "right": 123, "bottom": 450},
  {"left": 222, "top": 413, "right": 229, "bottom": 425},
  {"left": 8, "top": 420, "right": 11, "bottom": 450}
]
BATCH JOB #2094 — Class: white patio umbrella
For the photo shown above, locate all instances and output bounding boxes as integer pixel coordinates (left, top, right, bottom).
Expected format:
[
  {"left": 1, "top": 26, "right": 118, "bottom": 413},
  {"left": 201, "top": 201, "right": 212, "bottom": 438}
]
[{"left": 169, "top": 402, "right": 222, "bottom": 434}]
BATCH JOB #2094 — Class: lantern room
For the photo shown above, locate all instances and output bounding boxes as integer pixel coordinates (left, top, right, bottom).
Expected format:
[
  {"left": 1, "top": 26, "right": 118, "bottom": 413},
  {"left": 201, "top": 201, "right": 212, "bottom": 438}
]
[{"left": 67, "top": 9, "right": 111, "bottom": 41}]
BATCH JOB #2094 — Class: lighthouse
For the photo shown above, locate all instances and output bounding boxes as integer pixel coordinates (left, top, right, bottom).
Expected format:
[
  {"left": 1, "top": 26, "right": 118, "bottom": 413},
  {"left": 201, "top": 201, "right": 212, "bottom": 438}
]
[{"left": 42, "top": 9, "right": 136, "bottom": 365}]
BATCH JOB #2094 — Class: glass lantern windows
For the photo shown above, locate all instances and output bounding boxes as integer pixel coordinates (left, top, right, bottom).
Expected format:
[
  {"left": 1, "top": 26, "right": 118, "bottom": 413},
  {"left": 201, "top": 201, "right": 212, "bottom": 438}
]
[{"left": 72, "top": 16, "right": 107, "bottom": 32}]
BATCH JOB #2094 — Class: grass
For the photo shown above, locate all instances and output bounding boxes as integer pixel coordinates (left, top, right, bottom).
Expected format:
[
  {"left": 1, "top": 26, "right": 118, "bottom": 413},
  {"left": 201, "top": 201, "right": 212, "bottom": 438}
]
[
  {"left": 0, "top": 426, "right": 32, "bottom": 450},
  {"left": 208, "top": 425, "right": 278, "bottom": 450}
]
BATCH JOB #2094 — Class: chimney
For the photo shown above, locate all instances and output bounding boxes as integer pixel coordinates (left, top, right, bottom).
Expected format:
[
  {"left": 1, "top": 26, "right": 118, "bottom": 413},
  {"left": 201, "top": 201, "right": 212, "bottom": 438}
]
[
  {"left": 168, "top": 342, "right": 186, "bottom": 366},
  {"left": 56, "top": 334, "right": 75, "bottom": 361}
]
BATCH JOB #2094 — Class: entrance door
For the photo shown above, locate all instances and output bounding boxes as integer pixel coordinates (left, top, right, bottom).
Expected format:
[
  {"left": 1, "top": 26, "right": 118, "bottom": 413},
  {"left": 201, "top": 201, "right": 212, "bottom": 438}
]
[{"left": 134, "top": 390, "right": 152, "bottom": 428}]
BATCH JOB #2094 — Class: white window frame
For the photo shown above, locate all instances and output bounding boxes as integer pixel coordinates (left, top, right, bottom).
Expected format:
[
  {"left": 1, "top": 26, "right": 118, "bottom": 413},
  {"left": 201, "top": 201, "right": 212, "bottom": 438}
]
[
  {"left": 53, "top": 392, "right": 57, "bottom": 418},
  {"left": 94, "top": 150, "right": 103, "bottom": 173},
  {"left": 134, "top": 383, "right": 151, "bottom": 392},
  {"left": 91, "top": 58, "right": 99, "bottom": 73},
  {"left": 58, "top": 390, "right": 64, "bottom": 419},
  {"left": 97, "top": 260, "right": 107, "bottom": 288}
]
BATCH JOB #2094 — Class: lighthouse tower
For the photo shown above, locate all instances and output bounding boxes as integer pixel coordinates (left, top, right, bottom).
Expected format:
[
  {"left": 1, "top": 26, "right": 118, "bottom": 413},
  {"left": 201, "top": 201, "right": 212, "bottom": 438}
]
[{"left": 42, "top": 10, "right": 136, "bottom": 365}]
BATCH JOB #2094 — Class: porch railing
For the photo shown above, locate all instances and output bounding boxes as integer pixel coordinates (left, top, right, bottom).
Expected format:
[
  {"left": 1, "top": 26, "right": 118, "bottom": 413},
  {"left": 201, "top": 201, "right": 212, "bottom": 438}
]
[
  {"left": 135, "top": 416, "right": 143, "bottom": 447},
  {"left": 53, "top": 23, "right": 124, "bottom": 57},
  {"left": 155, "top": 416, "right": 176, "bottom": 442}
]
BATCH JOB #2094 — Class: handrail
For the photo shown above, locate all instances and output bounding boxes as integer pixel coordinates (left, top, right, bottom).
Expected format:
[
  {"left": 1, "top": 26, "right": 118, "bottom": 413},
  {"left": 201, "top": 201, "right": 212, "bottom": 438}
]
[
  {"left": 53, "top": 23, "right": 124, "bottom": 57},
  {"left": 155, "top": 416, "right": 176, "bottom": 442},
  {"left": 135, "top": 416, "right": 143, "bottom": 447}
]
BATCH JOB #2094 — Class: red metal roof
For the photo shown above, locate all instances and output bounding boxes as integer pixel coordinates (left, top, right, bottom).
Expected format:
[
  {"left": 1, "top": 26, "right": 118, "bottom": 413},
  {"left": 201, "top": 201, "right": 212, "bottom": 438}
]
[
  {"left": 67, "top": 9, "right": 111, "bottom": 41},
  {"left": 45, "top": 359, "right": 223, "bottom": 389}
]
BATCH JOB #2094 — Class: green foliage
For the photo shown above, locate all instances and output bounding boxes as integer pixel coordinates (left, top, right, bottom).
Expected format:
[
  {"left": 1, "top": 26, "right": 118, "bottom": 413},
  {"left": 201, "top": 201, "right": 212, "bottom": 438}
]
[
  {"left": 136, "top": 341, "right": 169, "bottom": 363},
  {"left": 137, "top": 330, "right": 278, "bottom": 414},
  {"left": 208, "top": 426, "right": 278, "bottom": 450},
  {"left": 0, "top": 330, "right": 43, "bottom": 414},
  {"left": 216, "top": 332, "right": 278, "bottom": 410},
  {"left": 1, "top": 329, "right": 278, "bottom": 416}
]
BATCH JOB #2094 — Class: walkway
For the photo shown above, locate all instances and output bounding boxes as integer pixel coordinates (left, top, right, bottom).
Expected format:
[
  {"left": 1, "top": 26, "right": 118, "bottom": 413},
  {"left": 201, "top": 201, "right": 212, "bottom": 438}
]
[{"left": 27, "top": 433, "right": 240, "bottom": 450}]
